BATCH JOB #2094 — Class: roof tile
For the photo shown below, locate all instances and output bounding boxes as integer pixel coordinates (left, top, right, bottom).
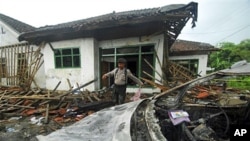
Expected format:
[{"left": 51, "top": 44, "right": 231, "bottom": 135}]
[
  {"left": 0, "top": 13, "right": 35, "bottom": 33},
  {"left": 171, "top": 39, "right": 219, "bottom": 52}
]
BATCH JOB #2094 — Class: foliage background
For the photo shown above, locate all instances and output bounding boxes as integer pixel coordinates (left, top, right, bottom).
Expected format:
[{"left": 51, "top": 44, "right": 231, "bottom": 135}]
[
  {"left": 208, "top": 39, "right": 250, "bottom": 71},
  {"left": 208, "top": 39, "right": 250, "bottom": 90}
]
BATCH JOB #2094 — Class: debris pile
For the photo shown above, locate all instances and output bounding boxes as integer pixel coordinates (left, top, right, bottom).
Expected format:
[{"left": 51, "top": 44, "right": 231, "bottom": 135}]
[
  {"left": 0, "top": 88, "right": 114, "bottom": 117},
  {"left": 0, "top": 84, "right": 115, "bottom": 140},
  {"left": 141, "top": 57, "right": 198, "bottom": 92},
  {"left": 182, "top": 82, "right": 250, "bottom": 106},
  {"left": 153, "top": 70, "right": 250, "bottom": 141},
  {"left": 0, "top": 82, "right": 150, "bottom": 140}
]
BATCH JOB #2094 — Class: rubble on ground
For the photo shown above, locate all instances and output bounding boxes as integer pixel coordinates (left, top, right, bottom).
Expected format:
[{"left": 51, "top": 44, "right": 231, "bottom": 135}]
[
  {"left": 0, "top": 84, "right": 150, "bottom": 141},
  {"left": 0, "top": 61, "right": 249, "bottom": 141}
]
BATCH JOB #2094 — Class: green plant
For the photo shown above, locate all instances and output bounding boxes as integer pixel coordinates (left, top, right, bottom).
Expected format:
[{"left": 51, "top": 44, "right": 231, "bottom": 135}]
[{"left": 227, "top": 76, "right": 250, "bottom": 90}]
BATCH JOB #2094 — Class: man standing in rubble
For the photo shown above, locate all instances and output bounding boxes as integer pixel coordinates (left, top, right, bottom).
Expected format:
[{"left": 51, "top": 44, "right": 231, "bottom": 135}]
[{"left": 102, "top": 58, "right": 143, "bottom": 105}]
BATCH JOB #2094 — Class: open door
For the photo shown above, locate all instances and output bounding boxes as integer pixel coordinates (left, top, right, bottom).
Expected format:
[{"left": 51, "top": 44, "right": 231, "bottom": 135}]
[{"left": 101, "top": 57, "right": 115, "bottom": 88}]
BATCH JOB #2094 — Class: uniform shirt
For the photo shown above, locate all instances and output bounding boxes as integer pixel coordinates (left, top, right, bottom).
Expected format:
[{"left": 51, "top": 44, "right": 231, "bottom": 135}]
[{"left": 105, "top": 68, "right": 143, "bottom": 86}]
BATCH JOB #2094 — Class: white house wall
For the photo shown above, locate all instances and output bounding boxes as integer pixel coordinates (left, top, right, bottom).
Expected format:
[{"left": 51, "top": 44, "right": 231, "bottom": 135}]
[
  {"left": 43, "top": 38, "right": 97, "bottom": 91},
  {"left": 41, "top": 35, "right": 208, "bottom": 92},
  {"left": 169, "top": 54, "right": 208, "bottom": 76},
  {"left": 32, "top": 62, "right": 46, "bottom": 89},
  {"left": 0, "top": 21, "right": 20, "bottom": 46}
]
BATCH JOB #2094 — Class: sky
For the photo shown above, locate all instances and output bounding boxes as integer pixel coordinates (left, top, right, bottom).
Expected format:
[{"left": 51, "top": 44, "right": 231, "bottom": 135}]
[{"left": 0, "top": 0, "right": 249, "bottom": 46}]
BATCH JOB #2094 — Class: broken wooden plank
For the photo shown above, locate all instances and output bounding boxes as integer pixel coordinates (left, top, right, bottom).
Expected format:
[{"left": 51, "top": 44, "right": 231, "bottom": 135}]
[
  {"left": 142, "top": 71, "right": 162, "bottom": 84},
  {"left": 0, "top": 104, "right": 35, "bottom": 109},
  {"left": 144, "top": 58, "right": 167, "bottom": 85},
  {"left": 1, "top": 96, "right": 60, "bottom": 100},
  {"left": 39, "top": 81, "right": 61, "bottom": 106},
  {"left": 0, "top": 90, "right": 7, "bottom": 101},
  {"left": 45, "top": 91, "right": 50, "bottom": 124},
  {"left": 141, "top": 77, "right": 168, "bottom": 91},
  {"left": 91, "top": 93, "right": 101, "bottom": 101},
  {"left": 58, "top": 78, "right": 98, "bottom": 98},
  {"left": 67, "top": 79, "right": 72, "bottom": 91},
  {"left": 77, "top": 82, "right": 84, "bottom": 100}
]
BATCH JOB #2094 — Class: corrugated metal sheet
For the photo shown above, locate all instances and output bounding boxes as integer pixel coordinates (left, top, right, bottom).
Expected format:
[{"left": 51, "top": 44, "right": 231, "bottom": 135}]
[{"left": 218, "top": 60, "right": 250, "bottom": 75}]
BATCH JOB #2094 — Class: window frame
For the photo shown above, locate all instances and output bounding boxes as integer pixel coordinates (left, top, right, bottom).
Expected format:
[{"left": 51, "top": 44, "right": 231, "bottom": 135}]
[
  {"left": 101, "top": 44, "right": 155, "bottom": 87},
  {"left": 54, "top": 47, "right": 81, "bottom": 69}
]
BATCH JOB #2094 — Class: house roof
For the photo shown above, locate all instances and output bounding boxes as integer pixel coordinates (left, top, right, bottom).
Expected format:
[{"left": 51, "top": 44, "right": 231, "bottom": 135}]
[
  {"left": 170, "top": 39, "right": 219, "bottom": 55},
  {"left": 18, "top": 2, "right": 198, "bottom": 47},
  {"left": 0, "top": 13, "right": 35, "bottom": 33}
]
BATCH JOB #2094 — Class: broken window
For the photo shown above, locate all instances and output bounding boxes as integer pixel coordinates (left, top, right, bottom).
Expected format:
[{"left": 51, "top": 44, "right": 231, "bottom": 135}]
[{"left": 54, "top": 48, "right": 80, "bottom": 68}]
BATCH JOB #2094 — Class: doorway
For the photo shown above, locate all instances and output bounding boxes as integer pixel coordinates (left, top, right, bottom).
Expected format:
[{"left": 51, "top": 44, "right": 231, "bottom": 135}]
[{"left": 101, "top": 44, "right": 155, "bottom": 87}]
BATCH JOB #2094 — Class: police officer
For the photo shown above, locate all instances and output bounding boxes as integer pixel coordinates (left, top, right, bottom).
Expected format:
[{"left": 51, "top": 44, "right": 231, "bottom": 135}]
[{"left": 102, "top": 58, "right": 143, "bottom": 104}]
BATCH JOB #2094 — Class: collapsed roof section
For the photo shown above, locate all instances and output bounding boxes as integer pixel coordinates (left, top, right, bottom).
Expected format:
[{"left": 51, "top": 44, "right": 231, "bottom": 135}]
[{"left": 18, "top": 2, "right": 198, "bottom": 49}]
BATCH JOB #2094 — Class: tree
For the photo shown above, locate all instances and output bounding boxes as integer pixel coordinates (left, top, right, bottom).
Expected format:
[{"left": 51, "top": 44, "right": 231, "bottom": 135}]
[{"left": 208, "top": 39, "right": 250, "bottom": 71}]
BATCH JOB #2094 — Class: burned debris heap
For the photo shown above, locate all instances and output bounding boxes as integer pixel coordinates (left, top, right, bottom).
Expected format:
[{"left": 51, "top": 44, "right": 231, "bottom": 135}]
[{"left": 148, "top": 62, "right": 250, "bottom": 141}]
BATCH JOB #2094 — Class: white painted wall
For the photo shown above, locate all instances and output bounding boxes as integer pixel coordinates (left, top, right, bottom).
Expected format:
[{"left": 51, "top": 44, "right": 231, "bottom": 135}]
[
  {"left": 32, "top": 61, "right": 46, "bottom": 89},
  {"left": 40, "top": 34, "right": 209, "bottom": 93},
  {"left": 42, "top": 38, "right": 97, "bottom": 91},
  {"left": 0, "top": 21, "right": 20, "bottom": 46},
  {"left": 169, "top": 54, "right": 208, "bottom": 76}
]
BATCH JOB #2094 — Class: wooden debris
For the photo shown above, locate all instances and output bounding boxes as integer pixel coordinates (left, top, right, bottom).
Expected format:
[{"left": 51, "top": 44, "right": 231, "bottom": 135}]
[
  {"left": 76, "top": 82, "right": 84, "bottom": 100},
  {"left": 143, "top": 58, "right": 168, "bottom": 85},
  {"left": 142, "top": 57, "right": 197, "bottom": 91},
  {"left": 44, "top": 91, "right": 50, "bottom": 124},
  {"left": 67, "top": 79, "right": 72, "bottom": 91},
  {"left": 141, "top": 77, "right": 168, "bottom": 91},
  {"left": 0, "top": 78, "right": 112, "bottom": 124}
]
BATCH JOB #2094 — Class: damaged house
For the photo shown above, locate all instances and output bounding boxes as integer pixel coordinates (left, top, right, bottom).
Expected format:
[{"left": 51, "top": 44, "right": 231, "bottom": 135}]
[
  {"left": 170, "top": 39, "right": 219, "bottom": 76},
  {"left": 16, "top": 2, "right": 200, "bottom": 93},
  {"left": 1, "top": 2, "right": 216, "bottom": 94},
  {"left": 0, "top": 2, "right": 219, "bottom": 94},
  {"left": 1, "top": 2, "right": 249, "bottom": 141}
]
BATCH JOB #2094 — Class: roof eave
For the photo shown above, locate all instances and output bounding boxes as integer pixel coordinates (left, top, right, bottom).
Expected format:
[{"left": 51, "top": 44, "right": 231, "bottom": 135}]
[{"left": 18, "top": 2, "right": 198, "bottom": 44}]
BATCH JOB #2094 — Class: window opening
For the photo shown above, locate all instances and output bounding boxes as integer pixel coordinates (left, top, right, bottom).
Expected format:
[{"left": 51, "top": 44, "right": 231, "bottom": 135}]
[{"left": 54, "top": 48, "right": 80, "bottom": 68}]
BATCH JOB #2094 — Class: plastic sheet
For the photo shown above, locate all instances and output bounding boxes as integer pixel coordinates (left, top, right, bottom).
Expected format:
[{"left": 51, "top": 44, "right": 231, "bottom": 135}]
[{"left": 130, "top": 88, "right": 141, "bottom": 101}]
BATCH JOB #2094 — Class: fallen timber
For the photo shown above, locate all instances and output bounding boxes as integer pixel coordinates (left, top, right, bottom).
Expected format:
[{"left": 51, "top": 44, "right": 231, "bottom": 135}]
[{"left": 0, "top": 78, "right": 115, "bottom": 124}]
